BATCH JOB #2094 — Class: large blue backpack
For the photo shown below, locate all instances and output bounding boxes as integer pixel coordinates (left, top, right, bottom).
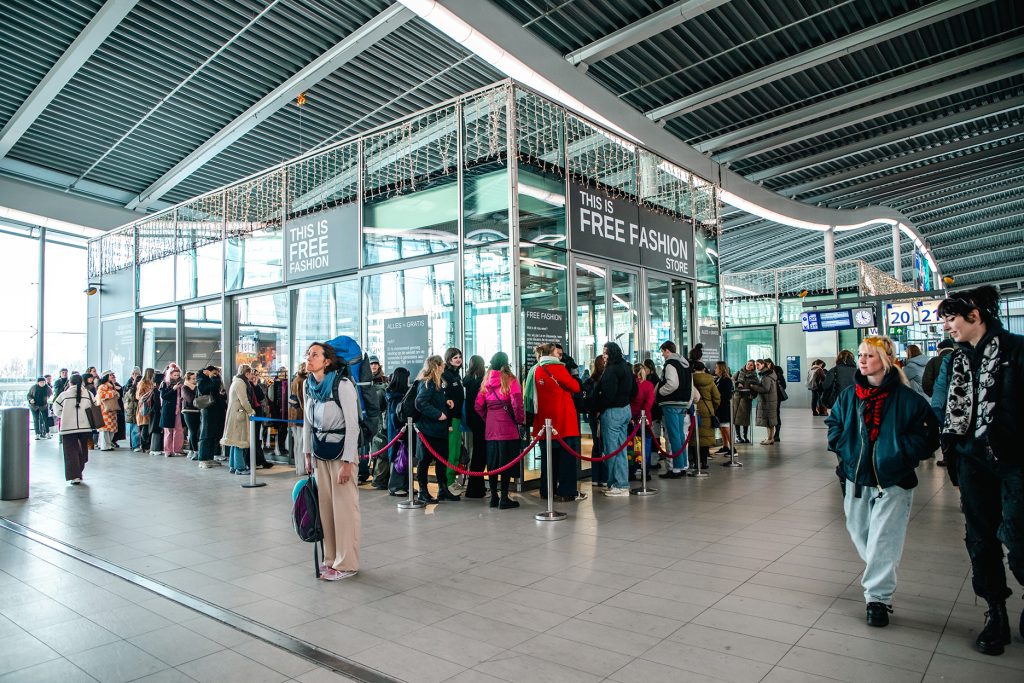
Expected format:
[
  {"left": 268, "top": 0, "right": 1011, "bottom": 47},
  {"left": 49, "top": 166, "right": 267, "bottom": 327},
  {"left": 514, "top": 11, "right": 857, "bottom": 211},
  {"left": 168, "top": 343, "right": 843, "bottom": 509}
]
[{"left": 325, "top": 336, "right": 382, "bottom": 446}]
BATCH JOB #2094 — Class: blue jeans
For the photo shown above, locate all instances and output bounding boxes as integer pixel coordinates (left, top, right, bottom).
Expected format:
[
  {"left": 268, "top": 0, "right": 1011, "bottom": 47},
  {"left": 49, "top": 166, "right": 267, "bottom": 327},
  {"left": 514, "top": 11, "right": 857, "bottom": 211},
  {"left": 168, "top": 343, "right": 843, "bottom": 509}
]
[
  {"left": 843, "top": 483, "right": 913, "bottom": 604},
  {"left": 601, "top": 406, "right": 631, "bottom": 489},
  {"left": 229, "top": 446, "right": 249, "bottom": 472},
  {"left": 127, "top": 423, "right": 140, "bottom": 449},
  {"left": 662, "top": 405, "right": 688, "bottom": 471}
]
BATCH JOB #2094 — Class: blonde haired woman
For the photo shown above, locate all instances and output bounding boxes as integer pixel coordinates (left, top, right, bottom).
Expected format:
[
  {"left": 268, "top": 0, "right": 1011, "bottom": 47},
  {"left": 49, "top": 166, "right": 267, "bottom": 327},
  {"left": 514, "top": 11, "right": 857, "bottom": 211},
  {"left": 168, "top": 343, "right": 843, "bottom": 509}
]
[
  {"left": 826, "top": 336, "right": 938, "bottom": 628},
  {"left": 414, "top": 355, "right": 456, "bottom": 504},
  {"left": 222, "top": 364, "right": 256, "bottom": 475}
]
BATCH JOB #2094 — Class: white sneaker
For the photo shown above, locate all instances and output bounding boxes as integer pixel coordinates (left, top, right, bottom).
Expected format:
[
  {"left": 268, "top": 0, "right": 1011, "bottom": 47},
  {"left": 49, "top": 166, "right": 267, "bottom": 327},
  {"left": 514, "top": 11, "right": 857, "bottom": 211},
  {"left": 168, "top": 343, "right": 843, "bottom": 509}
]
[
  {"left": 152, "top": 451, "right": 164, "bottom": 456},
  {"left": 603, "top": 487, "right": 629, "bottom": 497}
]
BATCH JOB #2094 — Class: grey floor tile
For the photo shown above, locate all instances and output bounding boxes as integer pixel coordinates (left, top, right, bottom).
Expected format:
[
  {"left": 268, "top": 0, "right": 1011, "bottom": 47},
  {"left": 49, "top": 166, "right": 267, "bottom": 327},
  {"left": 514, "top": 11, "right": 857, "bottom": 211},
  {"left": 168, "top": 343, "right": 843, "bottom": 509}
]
[
  {"left": 350, "top": 641, "right": 465, "bottom": 683},
  {"left": 88, "top": 604, "right": 175, "bottom": 639},
  {"left": 546, "top": 617, "right": 662, "bottom": 656},
  {"left": 607, "top": 657, "right": 726, "bottom": 683},
  {"left": 641, "top": 640, "right": 774, "bottom": 683},
  {"left": 128, "top": 624, "right": 226, "bottom": 666},
  {"left": 924, "top": 652, "right": 1024, "bottom": 682},
  {"left": 668, "top": 622, "right": 793, "bottom": 665},
  {"left": 0, "top": 657, "right": 98, "bottom": 683},
  {"left": 691, "top": 608, "right": 810, "bottom": 645},
  {"left": 230, "top": 640, "right": 319, "bottom": 678},
  {"left": 512, "top": 632, "right": 633, "bottom": 677},
  {"left": 797, "top": 628, "right": 933, "bottom": 672},
  {"left": 0, "top": 632, "right": 60, "bottom": 676},
  {"left": 474, "top": 652, "right": 602, "bottom": 683},
  {"left": 73, "top": 640, "right": 169, "bottom": 683},
  {"left": 175, "top": 649, "right": 288, "bottom": 683},
  {"left": 778, "top": 646, "right": 923, "bottom": 683},
  {"left": 29, "top": 616, "right": 121, "bottom": 656}
]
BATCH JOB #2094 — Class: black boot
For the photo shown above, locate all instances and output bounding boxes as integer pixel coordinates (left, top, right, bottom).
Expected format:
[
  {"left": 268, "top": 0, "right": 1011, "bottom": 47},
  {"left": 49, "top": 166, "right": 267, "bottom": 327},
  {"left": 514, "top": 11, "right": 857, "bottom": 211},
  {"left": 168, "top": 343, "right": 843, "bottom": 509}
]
[
  {"left": 415, "top": 488, "right": 438, "bottom": 505},
  {"left": 437, "top": 485, "right": 461, "bottom": 502},
  {"left": 499, "top": 494, "right": 520, "bottom": 509},
  {"left": 866, "top": 602, "right": 891, "bottom": 627},
  {"left": 976, "top": 602, "right": 1011, "bottom": 655}
]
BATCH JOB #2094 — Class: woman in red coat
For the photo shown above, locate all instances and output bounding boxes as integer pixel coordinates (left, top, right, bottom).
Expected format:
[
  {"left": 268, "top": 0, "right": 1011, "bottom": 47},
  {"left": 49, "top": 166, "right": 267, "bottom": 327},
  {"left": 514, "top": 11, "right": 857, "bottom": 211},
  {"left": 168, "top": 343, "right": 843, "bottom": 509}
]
[{"left": 525, "top": 343, "right": 585, "bottom": 502}]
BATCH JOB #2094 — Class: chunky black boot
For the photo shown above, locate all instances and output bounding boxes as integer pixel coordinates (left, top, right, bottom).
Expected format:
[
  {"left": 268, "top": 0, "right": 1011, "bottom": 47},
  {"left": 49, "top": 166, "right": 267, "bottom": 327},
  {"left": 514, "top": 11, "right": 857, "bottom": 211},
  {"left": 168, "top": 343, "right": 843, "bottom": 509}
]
[
  {"left": 866, "top": 602, "right": 892, "bottom": 627},
  {"left": 498, "top": 494, "right": 520, "bottom": 509},
  {"left": 976, "top": 602, "right": 1011, "bottom": 655},
  {"left": 437, "top": 486, "right": 461, "bottom": 502},
  {"left": 415, "top": 489, "right": 438, "bottom": 505}
]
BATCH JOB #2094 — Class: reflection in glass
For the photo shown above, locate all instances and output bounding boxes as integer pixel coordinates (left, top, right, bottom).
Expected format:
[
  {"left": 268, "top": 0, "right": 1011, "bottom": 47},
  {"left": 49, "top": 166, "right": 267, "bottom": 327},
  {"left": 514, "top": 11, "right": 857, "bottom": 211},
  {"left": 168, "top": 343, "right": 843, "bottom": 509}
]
[
  {"left": 141, "top": 308, "right": 176, "bottom": 371},
  {"left": 138, "top": 257, "right": 175, "bottom": 308},
  {"left": 647, "top": 277, "right": 672, "bottom": 369},
  {"left": 101, "top": 316, "right": 134, "bottom": 381},
  {"left": 183, "top": 302, "right": 223, "bottom": 371},
  {"left": 696, "top": 226, "right": 719, "bottom": 285},
  {"left": 464, "top": 164, "right": 509, "bottom": 247},
  {"left": 519, "top": 244, "right": 568, "bottom": 372},
  {"left": 295, "top": 280, "right": 359, "bottom": 360},
  {"left": 177, "top": 241, "right": 222, "bottom": 300},
  {"left": 518, "top": 164, "right": 566, "bottom": 248},
  {"left": 226, "top": 227, "right": 283, "bottom": 291},
  {"left": 574, "top": 262, "right": 607, "bottom": 374},
  {"left": 611, "top": 269, "right": 638, "bottom": 363},
  {"left": 363, "top": 176, "right": 459, "bottom": 265},
  {"left": 464, "top": 246, "right": 512, "bottom": 363},
  {"left": 363, "top": 262, "right": 456, "bottom": 372},
  {"left": 235, "top": 292, "right": 289, "bottom": 379},
  {"left": 697, "top": 283, "right": 720, "bottom": 330}
]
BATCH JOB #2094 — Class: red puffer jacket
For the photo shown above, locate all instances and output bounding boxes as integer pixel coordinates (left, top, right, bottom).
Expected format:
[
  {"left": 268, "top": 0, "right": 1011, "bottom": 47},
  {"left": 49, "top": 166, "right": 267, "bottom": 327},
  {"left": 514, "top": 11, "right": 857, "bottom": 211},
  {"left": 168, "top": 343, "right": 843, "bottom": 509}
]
[{"left": 531, "top": 362, "right": 580, "bottom": 439}]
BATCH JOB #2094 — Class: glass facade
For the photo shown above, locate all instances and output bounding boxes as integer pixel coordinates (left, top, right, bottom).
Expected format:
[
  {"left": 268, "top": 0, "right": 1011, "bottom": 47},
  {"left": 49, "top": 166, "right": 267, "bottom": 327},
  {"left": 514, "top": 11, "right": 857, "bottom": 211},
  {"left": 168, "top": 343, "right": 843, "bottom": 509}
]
[
  {"left": 141, "top": 308, "right": 176, "bottom": 371},
  {"left": 235, "top": 292, "right": 289, "bottom": 378},
  {"left": 294, "top": 280, "right": 360, "bottom": 360},
  {"left": 138, "top": 257, "right": 175, "bottom": 308},
  {"left": 101, "top": 316, "right": 135, "bottom": 381},
  {"left": 183, "top": 302, "right": 222, "bottom": 369},
  {"left": 464, "top": 246, "right": 512, "bottom": 363}
]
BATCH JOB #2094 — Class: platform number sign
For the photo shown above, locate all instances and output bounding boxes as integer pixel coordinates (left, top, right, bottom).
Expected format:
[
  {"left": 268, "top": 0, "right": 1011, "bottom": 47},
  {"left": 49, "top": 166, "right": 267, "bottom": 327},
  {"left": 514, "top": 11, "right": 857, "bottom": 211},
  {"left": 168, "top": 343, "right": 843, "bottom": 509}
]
[
  {"left": 887, "top": 303, "right": 914, "bottom": 327},
  {"left": 916, "top": 300, "right": 941, "bottom": 325}
]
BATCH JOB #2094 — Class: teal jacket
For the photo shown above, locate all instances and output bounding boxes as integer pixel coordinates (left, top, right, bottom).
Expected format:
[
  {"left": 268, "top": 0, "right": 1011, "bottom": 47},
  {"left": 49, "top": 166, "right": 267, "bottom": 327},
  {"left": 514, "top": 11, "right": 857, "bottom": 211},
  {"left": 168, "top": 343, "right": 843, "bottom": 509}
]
[{"left": 825, "top": 370, "right": 939, "bottom": 492}]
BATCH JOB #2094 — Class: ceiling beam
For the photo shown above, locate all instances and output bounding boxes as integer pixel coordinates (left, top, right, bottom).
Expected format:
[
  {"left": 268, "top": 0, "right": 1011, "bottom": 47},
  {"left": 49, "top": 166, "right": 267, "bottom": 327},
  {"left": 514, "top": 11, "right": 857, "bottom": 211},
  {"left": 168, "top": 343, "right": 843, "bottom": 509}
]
[
  {"left": 932, "top": 227, "right": 1024, "bottom": 254},
  {"left": 742, "top": 94, "right": 1024, "bottom": 182},
  {"left": 126, "top": 4, "right": 413, "bottom": 210},
  {"left": 565, "top": 0, "right": 728, "bottom": 66},
  {"left": 907, "top": 177, "right": 1024, "bottom": 216},
  {"left": 800, "top": 140, "right": 1024, "bottom": 203},
  {"left": 647, "top": 0, "right": 991, "bottom": 121},
  {"left": 924, "top": 204, "right": 1024, "bottom": 239},
  {"left": 695, "top": 41, "right": 1023, "bottom": 156},
  {"left": 715, "top": 57, "right": 1024, "bottom": 163},
  {"left": 948, "top": 262, "right": 1024, "bottom": 279},
  {"left": 0, "top": 0, "right": 139, "bottom": 160},
  {"left": 779, "top": 127, "right": 1024, "bottom": 197}
]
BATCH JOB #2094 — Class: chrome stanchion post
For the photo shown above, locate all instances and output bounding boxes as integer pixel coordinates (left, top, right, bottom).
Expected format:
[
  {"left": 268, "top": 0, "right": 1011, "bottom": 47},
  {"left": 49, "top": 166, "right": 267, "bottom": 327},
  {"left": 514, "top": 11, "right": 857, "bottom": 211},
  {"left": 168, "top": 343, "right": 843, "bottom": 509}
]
[
  {"left": 398, "top": 417, "right": 424, "bottom": 510},
  {"left": 692, "top": 406, "right": 708, "bottom": 478},
  {"left": 242, "top": 417, "right": 266, "bottom": 488},
  {"left": 723, "top": 387, "right": 743, "bottom": 468},
  {"left": 632, "top": 410, "right": 657, "bottom": 496},
  {"left": 535, "top": 419, "right": 566, "bottom": 521}
]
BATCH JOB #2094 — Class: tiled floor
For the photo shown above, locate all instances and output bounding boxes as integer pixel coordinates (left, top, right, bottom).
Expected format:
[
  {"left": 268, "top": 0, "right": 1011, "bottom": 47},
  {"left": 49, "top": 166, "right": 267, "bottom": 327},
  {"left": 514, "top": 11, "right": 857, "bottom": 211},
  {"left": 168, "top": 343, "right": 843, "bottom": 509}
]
[{"left": 2, "top": 410, "right": 1023, "bottom": 682}]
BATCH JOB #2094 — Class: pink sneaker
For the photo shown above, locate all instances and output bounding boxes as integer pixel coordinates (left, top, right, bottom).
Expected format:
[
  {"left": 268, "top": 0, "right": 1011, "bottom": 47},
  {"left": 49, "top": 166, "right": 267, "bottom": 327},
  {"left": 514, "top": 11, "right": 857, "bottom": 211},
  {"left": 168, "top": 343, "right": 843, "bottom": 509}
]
[{"left": 320, "top": 568, "right": 357, "bottom": 581}]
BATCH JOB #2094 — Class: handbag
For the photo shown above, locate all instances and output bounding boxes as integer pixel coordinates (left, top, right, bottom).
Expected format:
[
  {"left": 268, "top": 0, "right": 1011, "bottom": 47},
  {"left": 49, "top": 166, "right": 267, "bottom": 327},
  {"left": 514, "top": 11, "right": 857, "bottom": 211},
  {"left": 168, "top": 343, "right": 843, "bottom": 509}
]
[
  {"left": 195, "top": 394, "right": 214, "bottom": 410},
  {"left": 101, "top": 397, "right": 120, "bottom": 412},
  {"left": 85, "top": 403, "right": 104, "bottom": 429},
  {"left": 394, "top": 441, "right": 408, "bottom": 474}
]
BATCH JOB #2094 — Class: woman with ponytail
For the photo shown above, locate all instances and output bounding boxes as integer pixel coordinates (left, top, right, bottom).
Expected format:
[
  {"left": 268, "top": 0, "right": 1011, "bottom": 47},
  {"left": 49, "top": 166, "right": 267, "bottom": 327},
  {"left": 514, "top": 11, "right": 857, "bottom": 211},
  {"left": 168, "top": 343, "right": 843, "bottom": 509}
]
[
  {"left": 826, "top": 336, "right": 938, "bottom": 629},
  {"left": 53, "top": 375, "right": 96, "bottom": 485}
]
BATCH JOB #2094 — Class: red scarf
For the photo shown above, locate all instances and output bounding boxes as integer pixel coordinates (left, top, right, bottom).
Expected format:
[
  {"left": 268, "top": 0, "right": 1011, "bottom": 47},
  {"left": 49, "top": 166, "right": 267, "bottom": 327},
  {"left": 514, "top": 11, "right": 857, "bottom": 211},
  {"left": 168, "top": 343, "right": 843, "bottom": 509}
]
[{"left": 854, "top": 383, "right": 890, "bottom": 443}]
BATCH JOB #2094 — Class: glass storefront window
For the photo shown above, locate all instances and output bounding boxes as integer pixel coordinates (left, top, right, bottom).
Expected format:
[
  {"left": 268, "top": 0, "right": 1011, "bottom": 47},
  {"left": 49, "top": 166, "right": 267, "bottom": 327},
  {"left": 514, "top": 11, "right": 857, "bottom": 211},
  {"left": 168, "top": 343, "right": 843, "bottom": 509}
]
[
  {"left": 725, "top": 298, "right": 777, "bottom": 327},
  {"left": 697, "top": 283, "right": 720, "bottom": 330},
  {"left": 518, "top": 164, "right": 566, "bottom": 248},
  {"left": 363, "top": 261, "right": 456, "bottom": 373},
  {"left": 611, "top": 269, "right": 638, "bottom": 363},
  {"left": 724, "top": 327, "right": 775, "bottom": 377},
  {"left": 519, "top": 244, "right": 568, "bottom": 372},
  {"left": 101, "top": 316, "right": 134, "bottom": 382},
  {"left": 294, "top": 280, "right": 360, "bottom": 360},
  {"left": 226, "top": 227, "right": 283, "bottom": 291},
  {"left": 43, "top": 241, "right": 88, "bottom": 372},
  {"left": 464, "top": 163, "right": 509, "bottom": 247},
  {"left": 574, "top": 261, "right": 607, "bottom": 374},
  {"left": 141, "top": 308, "right": 176, "bottom": 371},
  {"left": 183, "top": 302, "right": 223, "bottom": 371},
  {"left": 464, "top": 246, "right": 512, "bottom": 364},
  {"left": 177, "top": 241, "right": 222, "bottom": 300},
  {"left": 235, "top": 292, "right": 289, "bottom": 379},
  {"left": 138, "top": 257, "right": 175, "bottom": 308},
  {"left": 362, "top": 176, "right": 459, "bottom": 266},
  {"left": 696, "top": 227, "right": 719, "bottom": 285}
]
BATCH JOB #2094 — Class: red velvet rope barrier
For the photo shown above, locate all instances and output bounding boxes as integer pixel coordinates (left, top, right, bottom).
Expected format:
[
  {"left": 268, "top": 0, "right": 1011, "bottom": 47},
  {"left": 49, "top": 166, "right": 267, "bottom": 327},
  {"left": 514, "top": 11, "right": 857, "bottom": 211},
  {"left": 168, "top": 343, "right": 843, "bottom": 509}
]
[
  {"left": 556, "top": 419, "right": 644, "bottom": 462},
  {"left": 648, "top": 417, "right": 695, "bottom": 459},
  {"left": 416, "top": 430, "right": 542, "bottom": 476},
  {"left": 364, "top": 426, "right": 407, "bottom": 458}
]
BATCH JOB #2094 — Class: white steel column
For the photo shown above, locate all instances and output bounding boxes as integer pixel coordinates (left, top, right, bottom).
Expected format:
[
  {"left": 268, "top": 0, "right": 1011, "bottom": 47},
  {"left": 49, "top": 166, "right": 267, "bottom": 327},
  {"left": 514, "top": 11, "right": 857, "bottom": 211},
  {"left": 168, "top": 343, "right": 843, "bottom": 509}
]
[
  {"left": 892, "top": 222, "right": 902, "bottom": 283},
  {"left": 824, "top": 226, "right": 836, "bottom": 291}
]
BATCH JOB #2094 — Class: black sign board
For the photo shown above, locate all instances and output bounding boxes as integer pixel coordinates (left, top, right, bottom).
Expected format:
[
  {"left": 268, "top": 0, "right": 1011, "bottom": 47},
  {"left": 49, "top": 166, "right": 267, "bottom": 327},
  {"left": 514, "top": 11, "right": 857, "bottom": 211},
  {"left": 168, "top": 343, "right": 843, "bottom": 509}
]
[
  {"left": 568, "top": 181, "right": 695, "bottom": 279},
  {"left": 384, "top": 316, "right": 429, "bottom": 374},
  {"left": 284, "top": 204, "right": 358, "bottom": 281},
  {"left": 698, "top": 326, "right": 721, "bottom": 364},
  {"left": 524, "top": 308, "right": 567, "bottom": 367}
]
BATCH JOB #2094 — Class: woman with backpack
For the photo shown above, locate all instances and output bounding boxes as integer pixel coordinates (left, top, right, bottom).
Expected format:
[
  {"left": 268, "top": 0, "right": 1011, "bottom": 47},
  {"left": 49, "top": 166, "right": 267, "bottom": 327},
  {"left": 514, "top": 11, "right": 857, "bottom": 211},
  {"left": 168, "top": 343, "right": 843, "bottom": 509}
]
[
  {"left": 713, "top": 361, "right": 735, "bottom": 456},
  {"left": 806, "top": 359, "right": 827, "bottom": 416},
  {"left": 474, "top": 352, "right": 524, "bottom": 509},
  {"left": 415, "top": 355, "right": 459, "bottom": 504},
  {"left": 823, "top": 350, "right": 857, "bottom": 411},
  {"left": 384, "top": 367, "right": 410, "bottom": 497},
  {"left": 691, "top": 362, "right": 721, "bottom": 472},
  {"left": 462, "top": 355, "right": 488, "bottom": 499},
  {"left": 303, "top": 341, "right": 362, "bottom": 581},
  {"left": 135, "top": 369, "right": 156, "bottom": 453},
  {"left": 53, "top": 374, "right": 97, "bottom": 484}
]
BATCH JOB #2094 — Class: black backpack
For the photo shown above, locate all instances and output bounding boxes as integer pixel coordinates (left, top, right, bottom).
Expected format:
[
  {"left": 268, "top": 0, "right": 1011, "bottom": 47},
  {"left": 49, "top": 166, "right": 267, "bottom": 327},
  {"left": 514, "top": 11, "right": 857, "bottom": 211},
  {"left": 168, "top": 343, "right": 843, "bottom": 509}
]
[
  {"left": 396, "top": 380, "right": 421, "bottom": 424},
  {"left": 291, "top": 475, "right": 324, "bottom": 578}
]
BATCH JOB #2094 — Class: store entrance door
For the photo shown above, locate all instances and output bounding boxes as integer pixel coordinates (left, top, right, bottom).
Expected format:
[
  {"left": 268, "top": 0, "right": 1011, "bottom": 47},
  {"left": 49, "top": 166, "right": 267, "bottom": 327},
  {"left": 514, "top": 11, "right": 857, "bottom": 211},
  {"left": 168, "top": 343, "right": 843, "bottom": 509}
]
[
  {"left": 644, "top": 273, "right": 692, "bottom": 372},
  {"left": 572, "top": 258, "right": 640, "bottom": 368}
]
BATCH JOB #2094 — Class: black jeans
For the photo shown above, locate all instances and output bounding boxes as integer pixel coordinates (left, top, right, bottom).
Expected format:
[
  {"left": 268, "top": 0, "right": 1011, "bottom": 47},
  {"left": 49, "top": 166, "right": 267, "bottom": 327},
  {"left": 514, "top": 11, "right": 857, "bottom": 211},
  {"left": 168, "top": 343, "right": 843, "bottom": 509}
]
[
  {"left": 183, "top": 412, "right": 200, "bottom": 452},
  {"left": 416, "top": 433, "right": 449, "bottom": 493},
  {"left": 810, "top": 389, "right": 823, "bottom": 414},
  {"left": 959, "top": 455, "right": 1024, "bottom": 605}
]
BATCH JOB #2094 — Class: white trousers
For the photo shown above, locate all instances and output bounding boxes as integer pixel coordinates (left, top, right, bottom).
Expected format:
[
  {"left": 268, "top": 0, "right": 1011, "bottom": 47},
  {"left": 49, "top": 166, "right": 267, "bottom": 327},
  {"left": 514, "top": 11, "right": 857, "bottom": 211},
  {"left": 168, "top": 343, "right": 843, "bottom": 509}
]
[{"left": 843, "top": 483, "right": 913, "bottom": 605}]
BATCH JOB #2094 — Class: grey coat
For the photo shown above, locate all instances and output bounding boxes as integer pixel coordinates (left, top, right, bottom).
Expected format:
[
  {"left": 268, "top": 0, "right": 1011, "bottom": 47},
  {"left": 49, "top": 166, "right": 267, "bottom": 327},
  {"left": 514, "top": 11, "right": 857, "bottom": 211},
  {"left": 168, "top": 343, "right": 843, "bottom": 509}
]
[
  {"left": 903, "top": 354, "right": 929, "bottom": 399},
  {"left": 732, "top": 368, "right": 758, "bottom": 426},
  {"left": 750, "top": 370, "right": 779, "bottom": 427}
]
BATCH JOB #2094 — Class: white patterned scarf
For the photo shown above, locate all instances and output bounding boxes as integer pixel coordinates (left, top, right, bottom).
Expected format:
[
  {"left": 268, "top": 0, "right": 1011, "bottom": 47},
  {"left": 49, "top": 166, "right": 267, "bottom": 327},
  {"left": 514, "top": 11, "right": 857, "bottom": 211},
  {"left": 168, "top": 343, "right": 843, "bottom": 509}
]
[{"left": 942, "top": 335, "right": 1000, "bottom": 437}]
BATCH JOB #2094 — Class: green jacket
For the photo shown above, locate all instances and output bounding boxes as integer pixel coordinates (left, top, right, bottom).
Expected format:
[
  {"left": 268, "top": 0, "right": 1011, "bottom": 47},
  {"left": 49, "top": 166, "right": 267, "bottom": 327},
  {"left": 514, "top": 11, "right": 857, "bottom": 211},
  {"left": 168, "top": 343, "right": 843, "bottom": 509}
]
[{"left": 825, "top": 370, "right": 939, "bottom": 492}]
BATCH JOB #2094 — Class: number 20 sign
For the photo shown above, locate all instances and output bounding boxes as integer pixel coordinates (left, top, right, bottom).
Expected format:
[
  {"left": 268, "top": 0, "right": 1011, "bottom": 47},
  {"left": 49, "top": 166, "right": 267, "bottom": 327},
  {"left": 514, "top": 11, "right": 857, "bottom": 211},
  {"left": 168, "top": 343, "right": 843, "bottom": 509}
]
[{"left": 887, "top": 303, "right": 914, "bottom": 326}]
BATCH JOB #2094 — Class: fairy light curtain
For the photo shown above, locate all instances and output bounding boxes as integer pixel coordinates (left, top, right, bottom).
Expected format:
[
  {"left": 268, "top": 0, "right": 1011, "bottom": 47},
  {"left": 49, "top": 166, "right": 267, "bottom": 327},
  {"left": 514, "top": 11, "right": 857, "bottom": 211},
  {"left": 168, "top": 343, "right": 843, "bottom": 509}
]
[
  {"left": 515, "top": 88, "right": 563, "bottom": 174},
  {"left": 88, "top": 225, "right": 135, "bottom": 278},
  {"left": 463, "top": 85, "right": 507, "bottom": 167},
  {"left": 224, "top": 170, "right": 284, "bottom": 238},
  {"left": 136, "top": 213, "right": 177, "bottom": 265},
  {"left": 564, "top": 113, "right": 636, "bottom": 197},
  {"left": 286, "top": 141, "right": 359, "bottom": 218},
  {"left": 364, "top": 105, "right": 458, "bottom": 200},
  {"left": 176, "top": 192, "right": 224, "bottom": 252}
]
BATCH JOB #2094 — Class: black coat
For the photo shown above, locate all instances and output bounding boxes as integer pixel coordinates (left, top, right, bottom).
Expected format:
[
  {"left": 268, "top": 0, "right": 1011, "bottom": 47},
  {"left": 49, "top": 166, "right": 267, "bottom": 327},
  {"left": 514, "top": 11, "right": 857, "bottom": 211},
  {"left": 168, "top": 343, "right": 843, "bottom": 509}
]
[
  {"left": 442, "top": 365, "right": 464, "bottom": 418},
  {"left": 462, "top": 374, "right": 485, "bottom": 433},
  {"left": 594, "top": 343, "right": 634, "bottom": 411},
  {"left": 196, "top": 374, "right": 226, "bottom": 440},
  {"left": 159, "top": 383, "right": 180, "bottom": 428}
]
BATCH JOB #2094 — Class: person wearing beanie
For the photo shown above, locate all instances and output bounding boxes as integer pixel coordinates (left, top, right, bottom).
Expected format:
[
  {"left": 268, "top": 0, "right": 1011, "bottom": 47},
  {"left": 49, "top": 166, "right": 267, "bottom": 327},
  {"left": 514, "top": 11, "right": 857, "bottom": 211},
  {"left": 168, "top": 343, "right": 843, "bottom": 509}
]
[
  {"left": 826, "top": 336, "right": 938, "bottom": 628},
  {"left": 474, "top": 352, "right": 524, "bottom": 509}
]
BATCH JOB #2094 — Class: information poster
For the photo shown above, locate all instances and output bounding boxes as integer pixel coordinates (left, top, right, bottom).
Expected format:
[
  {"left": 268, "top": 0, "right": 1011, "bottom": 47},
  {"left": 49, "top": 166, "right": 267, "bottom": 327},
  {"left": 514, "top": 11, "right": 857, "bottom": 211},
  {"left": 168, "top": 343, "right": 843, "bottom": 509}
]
[
  {"left": 524, "top": 309, "right": 567, "bottom": 367},
  {"left": 698, "top": 326, "right": 721, "bottom": 364},
  {"left": 786, "top": 356, "right": 801, "bottom": 383},
  {"left": 284, "top": 204, "right": 358, "bottom": 281},
  {"left": 384, "top": 316, "right": 429, "bottom": 374}
]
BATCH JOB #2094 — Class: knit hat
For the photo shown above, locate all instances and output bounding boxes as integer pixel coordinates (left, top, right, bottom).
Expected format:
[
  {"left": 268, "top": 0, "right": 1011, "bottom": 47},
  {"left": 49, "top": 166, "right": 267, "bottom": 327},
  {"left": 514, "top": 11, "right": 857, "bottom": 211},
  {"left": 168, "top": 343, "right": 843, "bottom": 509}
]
[
  {"left": 489, "top": 352, "right": 509, "bottom": 371},
  {"left": 368, "top": 355, "right": 380, "bottom": 364},
  {"left": 937, "top": 339, "right": 955, "bottom": 350}
]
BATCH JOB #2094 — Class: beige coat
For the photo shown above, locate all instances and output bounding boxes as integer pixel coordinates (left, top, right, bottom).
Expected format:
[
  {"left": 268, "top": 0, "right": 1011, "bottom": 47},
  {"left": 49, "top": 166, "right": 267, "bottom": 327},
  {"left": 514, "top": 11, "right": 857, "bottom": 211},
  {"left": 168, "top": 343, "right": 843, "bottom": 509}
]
[
  {"left": 220, "top": 377, "right": 255, "bottom": 448},
  {"left": 693, "top": 372, "right": 721, "bottom": 445}
]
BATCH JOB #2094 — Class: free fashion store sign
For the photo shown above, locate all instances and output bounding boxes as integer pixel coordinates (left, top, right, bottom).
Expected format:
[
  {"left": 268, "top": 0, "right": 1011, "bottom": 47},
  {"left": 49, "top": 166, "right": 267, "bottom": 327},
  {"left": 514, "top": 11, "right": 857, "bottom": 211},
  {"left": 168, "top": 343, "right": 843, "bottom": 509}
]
[{"left": 569, "top": 180, "right": 695, "bottom": 279}]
